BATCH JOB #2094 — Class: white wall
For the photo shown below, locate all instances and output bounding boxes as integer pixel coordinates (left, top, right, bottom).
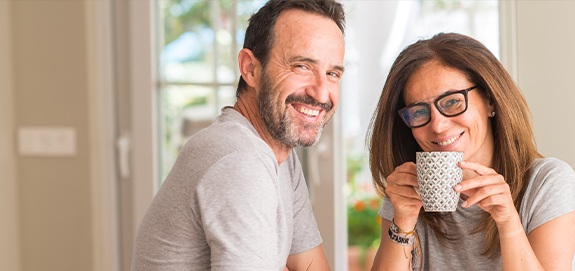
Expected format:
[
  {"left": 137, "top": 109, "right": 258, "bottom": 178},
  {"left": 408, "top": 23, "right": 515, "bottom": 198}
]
[
  {"left": 0, "top": 1, "right": 21, "bottom": 270},
  {"left": 515, "top": 1, "right": 575, "bottom": 167}
]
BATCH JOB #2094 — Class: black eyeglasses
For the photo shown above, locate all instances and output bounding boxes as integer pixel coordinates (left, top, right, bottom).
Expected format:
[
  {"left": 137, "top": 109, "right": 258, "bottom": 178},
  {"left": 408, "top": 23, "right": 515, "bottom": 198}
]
[{"left": 398, "top": 86, "right": 477, "bottom": 128}]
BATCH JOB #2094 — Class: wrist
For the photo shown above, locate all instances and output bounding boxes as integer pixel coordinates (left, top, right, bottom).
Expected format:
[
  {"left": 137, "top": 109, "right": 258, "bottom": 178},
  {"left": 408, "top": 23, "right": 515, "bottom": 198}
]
[
  {"left": 388, "top": 219, "right": 416, "bottom": 246},
  {"left": 387, "top": 218, "right": 421, "bottom": 268},
  {"left": 496, "top": 213, "right": 524, "bottom": 239},
  {"left": 392, "top": 216, "right": 418, "bottom": 232}
]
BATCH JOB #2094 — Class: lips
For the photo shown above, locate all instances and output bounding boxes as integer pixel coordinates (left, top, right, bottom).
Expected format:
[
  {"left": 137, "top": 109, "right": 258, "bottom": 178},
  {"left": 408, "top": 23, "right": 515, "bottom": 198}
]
[
  {"left": 435, "top": 132, "right": 464, "bottom": 146},
  {"left": 285, "top": 94, "right": 332, "bottom": 116}
]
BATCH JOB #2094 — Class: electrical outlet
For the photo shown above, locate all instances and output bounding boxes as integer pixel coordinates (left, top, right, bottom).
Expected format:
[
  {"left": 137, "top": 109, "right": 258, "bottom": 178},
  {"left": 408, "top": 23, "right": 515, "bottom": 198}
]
[{"left": 18, "top": 127, "right": 77, "bottom": 157}]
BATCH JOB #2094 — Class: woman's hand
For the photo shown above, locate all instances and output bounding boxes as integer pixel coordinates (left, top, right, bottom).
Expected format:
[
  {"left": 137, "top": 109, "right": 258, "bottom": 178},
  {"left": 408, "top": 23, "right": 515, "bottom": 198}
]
[
  {"left": 454, "top": 160, "right": 518, "bottom": 226},
  {"left": 384, "top": 162, "right": 422, "bottom": 229}
]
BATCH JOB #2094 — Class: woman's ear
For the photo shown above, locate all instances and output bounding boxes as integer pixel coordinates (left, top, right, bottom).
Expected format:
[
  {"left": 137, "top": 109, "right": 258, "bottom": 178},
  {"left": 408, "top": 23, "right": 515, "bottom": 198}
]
[
  {"left": 487, "top": 99, "right": 496, "bottom": 118},
  {"left": 238, "top": 48, "right": 260, "bottom": 88},
  {"left": 484, "top": 91, "right": 495, "bottom": 116}
]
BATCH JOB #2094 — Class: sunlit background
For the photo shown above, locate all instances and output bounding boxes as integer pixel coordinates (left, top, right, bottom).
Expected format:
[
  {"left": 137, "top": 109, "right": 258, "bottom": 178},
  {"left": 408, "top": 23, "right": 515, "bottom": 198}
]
[{"left": 156, "top": 1, "right": 498, "bottom": 270}]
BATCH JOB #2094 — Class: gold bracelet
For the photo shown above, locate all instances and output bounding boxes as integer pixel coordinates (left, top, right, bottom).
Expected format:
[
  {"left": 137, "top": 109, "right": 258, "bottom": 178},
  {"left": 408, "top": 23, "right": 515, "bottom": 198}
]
[
  {"left": 389, "top": 219, "right": 419, "bottom": 261},
  {"left": 388, "top": 219, "right": 416, "bottom": 246}
]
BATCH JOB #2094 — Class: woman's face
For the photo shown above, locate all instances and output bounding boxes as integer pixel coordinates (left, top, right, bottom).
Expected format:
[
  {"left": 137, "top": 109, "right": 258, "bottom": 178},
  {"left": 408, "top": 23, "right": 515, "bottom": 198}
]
[{"left": 402, "top": 60, "right": 495, "bottom": 165}]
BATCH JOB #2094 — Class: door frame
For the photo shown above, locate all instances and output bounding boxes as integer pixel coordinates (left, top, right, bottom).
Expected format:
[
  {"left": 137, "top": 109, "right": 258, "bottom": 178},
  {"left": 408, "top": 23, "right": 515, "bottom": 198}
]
[
  {"left": 87, "top": 1, "right": 518, "bottom": 270},
  {"left": 85, "top": 1, "right": 121, "bottom": 271}
]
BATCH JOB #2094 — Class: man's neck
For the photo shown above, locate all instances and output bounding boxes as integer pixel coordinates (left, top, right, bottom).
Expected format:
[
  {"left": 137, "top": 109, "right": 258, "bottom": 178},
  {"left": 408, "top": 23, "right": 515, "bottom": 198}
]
[{"left": 233, "top": 96, "right": 291, "bottom": 164}]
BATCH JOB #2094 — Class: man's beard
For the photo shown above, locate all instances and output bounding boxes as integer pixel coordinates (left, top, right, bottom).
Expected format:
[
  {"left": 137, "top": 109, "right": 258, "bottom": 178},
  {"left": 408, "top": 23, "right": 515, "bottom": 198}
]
[{"left": 257, "top": 71, "right": 334, "bottom": 148}]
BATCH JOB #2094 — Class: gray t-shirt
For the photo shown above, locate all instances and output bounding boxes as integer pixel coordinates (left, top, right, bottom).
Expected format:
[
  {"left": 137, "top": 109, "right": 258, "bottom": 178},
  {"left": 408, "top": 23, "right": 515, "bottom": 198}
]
[
  {"left": 132, "top": 107, "right": 322, "bottom": 271},
  {"left": 380, "top": 157, "right": 575, "bottom": 270}
]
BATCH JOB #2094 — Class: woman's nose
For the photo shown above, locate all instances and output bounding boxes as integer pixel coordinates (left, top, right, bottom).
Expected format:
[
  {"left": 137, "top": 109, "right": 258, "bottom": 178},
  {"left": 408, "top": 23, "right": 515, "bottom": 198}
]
[{"left": 428, "top": 107, "right": 450, "bottom": 132}]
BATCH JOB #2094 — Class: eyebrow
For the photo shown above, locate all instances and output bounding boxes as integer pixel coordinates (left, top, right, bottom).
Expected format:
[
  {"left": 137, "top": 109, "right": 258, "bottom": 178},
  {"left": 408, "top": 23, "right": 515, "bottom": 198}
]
[
  {"left": 407, "top": 89, "right": 462, "bottom": 106},
  {"left": 290, "top": 56, "right": 345, "bottom": 73}
]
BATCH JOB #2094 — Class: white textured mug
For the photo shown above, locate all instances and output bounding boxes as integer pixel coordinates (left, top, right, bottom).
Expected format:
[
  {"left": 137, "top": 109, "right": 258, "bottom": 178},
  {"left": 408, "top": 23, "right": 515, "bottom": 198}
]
[{"left": 416, "top": 151, "right": 464, "bottom": 212}]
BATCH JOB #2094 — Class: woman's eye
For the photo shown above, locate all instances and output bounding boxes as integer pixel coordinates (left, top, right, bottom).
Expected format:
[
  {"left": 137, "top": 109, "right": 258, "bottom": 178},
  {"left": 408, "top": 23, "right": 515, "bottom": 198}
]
[
  {"left": 411, "top": 108, "right": 429, "bottom": 119},
  {"left": 442, "top": 98, "right": 463, "bottom": 108}
]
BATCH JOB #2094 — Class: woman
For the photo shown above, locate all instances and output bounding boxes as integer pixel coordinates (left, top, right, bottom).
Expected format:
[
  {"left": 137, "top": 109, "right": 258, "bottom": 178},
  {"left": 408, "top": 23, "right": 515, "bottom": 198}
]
[{"left": 367, "top": 33, "right": 575, "bottom": 270}]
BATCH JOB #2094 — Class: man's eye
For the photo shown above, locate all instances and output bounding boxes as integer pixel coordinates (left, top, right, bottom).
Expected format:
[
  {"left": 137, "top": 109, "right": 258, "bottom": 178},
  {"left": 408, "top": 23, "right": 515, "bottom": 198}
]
[
  {"left": 294, "top": 64, "right": 309, "bottom": 70},
  {"left": 327, "top": 71, "right": 341, "bottom": 78}
]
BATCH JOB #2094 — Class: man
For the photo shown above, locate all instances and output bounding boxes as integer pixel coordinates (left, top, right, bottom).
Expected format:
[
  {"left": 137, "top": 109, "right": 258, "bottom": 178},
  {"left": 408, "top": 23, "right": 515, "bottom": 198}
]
[{"left": 131, "top": 0, "right": 345, "bottom": 270}]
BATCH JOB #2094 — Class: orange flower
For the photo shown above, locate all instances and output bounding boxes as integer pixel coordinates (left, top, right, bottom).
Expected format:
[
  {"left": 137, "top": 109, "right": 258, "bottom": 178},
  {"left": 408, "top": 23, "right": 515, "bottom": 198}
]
[
  {"left": 369, "top": 198, "right": 380, "bottom": 209},
  {"left": 354, "top": 200, "right": 365, "bottom": 211}
]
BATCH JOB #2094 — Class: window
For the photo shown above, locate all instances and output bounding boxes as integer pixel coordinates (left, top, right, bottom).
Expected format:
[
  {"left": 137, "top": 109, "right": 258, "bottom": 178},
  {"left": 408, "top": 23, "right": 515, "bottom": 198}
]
[
  {"left": 157, "top": 0, "right": 266, "bottom": 180},
  {"left": 343, "top": 1, "right": 499, "bottom": 269},
  {"left": 155, "top": 1, "right": 499, "bottom": 270}
]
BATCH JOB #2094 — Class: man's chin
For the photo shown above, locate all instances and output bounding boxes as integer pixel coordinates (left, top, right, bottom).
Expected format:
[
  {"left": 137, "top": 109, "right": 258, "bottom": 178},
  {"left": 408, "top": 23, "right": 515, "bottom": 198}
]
[
  {"left": 279, "top": 123, "right": 324, "bottom": 148},
  {"left": 294, "top": 141, "right": 316, "bottom": 148},
  {"left": 293, "top": 131, "right": 322, "bottom": 148}
]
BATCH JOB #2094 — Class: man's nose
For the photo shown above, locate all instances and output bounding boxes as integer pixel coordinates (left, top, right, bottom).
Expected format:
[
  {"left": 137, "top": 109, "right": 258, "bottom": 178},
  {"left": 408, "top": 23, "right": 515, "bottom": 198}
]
[{"left": 307, "top": 73, "right": 330, "bottom": 104}]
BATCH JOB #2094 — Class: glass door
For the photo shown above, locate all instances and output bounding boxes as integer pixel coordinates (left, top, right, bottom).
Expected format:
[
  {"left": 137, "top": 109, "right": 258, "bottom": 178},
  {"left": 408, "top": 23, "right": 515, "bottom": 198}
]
[
  {"left": 153, "top": 1, "right": 500, "bottom": 270},
  {"left": 157, "top": 0, "right": 267, "bottom": 181}
]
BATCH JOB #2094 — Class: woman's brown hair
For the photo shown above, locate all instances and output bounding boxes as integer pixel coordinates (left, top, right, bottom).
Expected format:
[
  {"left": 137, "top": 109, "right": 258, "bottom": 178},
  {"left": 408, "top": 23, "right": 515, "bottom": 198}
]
[{"left": 367, "top": 32, "right": 541, "bottom": 256}]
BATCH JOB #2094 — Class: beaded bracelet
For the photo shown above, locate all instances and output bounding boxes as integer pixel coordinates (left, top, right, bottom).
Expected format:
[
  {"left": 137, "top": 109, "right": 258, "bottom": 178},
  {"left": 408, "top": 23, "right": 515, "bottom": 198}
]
[{"left": 388, "top": 219, "right": 416, "bottom": 246}]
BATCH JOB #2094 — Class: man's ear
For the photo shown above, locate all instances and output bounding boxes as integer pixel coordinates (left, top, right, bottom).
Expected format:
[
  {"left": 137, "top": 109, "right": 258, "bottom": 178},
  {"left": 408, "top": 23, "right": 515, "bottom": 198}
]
[{"left": 238, "top": 48, "right": 260, "bottom": 88}]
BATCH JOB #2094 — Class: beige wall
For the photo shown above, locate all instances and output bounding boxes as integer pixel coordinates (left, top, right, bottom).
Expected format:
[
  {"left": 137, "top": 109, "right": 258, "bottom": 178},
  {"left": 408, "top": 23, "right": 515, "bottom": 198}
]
[
  {"left": 516, "top": 1, "right": 575, "bottom": 167},
  {"left": 0, "top": 1, "right": 20, "bottom": 271},
  {"left": 9, "top": 1, "right": 93, "bottom": 270}
]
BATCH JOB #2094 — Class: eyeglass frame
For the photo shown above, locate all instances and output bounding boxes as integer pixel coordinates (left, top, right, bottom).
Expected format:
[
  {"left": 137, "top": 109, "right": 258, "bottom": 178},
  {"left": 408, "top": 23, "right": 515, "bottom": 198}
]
[{"left": 397, "top": 85, "right": 478, "bottom": 128}]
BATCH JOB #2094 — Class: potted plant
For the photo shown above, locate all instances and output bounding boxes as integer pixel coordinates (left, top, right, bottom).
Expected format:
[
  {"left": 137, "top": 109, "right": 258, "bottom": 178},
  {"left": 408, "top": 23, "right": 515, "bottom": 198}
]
[{"left": 346, "top": 154, "right": 381, "bottom": 271}]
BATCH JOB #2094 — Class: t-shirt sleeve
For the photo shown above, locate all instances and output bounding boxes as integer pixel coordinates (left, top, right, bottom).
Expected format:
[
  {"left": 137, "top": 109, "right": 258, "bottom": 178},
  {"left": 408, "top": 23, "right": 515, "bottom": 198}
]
[
  {"left": 196, "top": 152, "right": 279, "bottom": 270},
  {"left": 520, "top": 158, "right": 575, "bottom": 234},
  {"left": 378, "top": 195, "right": 395, "bottom": 221},
  {"left": 289, "top": 155, "right": 323, "bottom": 255}
]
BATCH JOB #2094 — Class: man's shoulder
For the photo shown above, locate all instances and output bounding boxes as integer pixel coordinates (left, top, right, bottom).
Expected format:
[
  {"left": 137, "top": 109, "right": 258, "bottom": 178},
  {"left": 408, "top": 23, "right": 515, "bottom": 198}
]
[
  {"left": 187, "top": 117, "right": 263, "bottom": 152},
  {"left": 175, "top": 115, "right": 276, "bottom": 171}
]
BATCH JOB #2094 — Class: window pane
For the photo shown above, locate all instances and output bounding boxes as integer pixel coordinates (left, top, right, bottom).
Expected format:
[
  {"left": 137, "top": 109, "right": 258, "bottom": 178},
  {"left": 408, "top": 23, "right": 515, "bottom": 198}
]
[
  {"left": 213, "top": 1, "right": 236, "bottom": 84},
  {"left": 159, "top": 0, "right": 215, "bottom": 83},
  {"left": 217, "top": 86, "right": 237, "bottom": 109},
  {"left": 159, "top": 84, "right": 218, "bottom": 179},
  {"left": 157, "top": 0, "right": 265, "bottom": 181}
]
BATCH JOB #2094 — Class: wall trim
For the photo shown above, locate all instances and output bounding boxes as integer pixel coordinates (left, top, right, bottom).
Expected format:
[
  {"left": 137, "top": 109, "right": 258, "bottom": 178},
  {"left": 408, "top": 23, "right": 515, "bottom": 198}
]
[
  {"left": 0, "top": 1, "right": 21, "bottom": 270},
  {"left": 85, "top": 1, "right": 121, "bottom": 270},
  {"left": 129, "top": 0, "right": 158, "bottom": 236},
  {"left": 499, "top": 0, "right": 518, "bottom": 81}
]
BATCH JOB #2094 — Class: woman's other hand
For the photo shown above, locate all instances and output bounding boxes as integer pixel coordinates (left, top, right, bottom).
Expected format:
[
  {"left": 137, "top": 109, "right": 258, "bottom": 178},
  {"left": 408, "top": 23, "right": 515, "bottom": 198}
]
[
  {"left": 454, "top": 160, "right": 518, "bottom": 226},
  {"left": 384, "top": 162, "right": 422, "bottom": 229}
]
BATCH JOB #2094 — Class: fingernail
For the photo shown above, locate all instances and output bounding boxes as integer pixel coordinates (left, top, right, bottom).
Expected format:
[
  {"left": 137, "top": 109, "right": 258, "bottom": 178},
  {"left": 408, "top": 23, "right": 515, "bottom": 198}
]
[
  {"left": 454, "top": 184, "right": 462, "bottom": 191},
  {"left": 459, "top": 160, "right": 466, "bottom": 165},
  {"left": 461, "top": 201, "right": 468, "bottom": 208}
]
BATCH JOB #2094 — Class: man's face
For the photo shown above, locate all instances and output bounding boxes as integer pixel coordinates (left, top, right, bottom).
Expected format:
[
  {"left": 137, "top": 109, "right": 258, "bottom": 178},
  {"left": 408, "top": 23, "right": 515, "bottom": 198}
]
[
  {"left": 257, "top": 9, "right": 345, "bottom": 148},
  {"left": 258, "top": 69, "right": 333, "bottom": 147}
]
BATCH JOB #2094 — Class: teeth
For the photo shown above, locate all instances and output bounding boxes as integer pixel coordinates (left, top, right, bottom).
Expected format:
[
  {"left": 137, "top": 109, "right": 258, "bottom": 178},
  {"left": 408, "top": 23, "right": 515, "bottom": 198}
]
[
  {"left": 437, "top": 135, "right": 459, "bottom": 146},
  {"left": 295, "top": 106, "right": 320, "bottom": 117}
]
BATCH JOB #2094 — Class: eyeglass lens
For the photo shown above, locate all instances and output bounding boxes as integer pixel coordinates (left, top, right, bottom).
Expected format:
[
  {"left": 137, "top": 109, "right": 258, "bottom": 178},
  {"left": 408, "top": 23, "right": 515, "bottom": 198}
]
[{"left": 400, "top": 92, "right": 468, "bottom": 128}]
